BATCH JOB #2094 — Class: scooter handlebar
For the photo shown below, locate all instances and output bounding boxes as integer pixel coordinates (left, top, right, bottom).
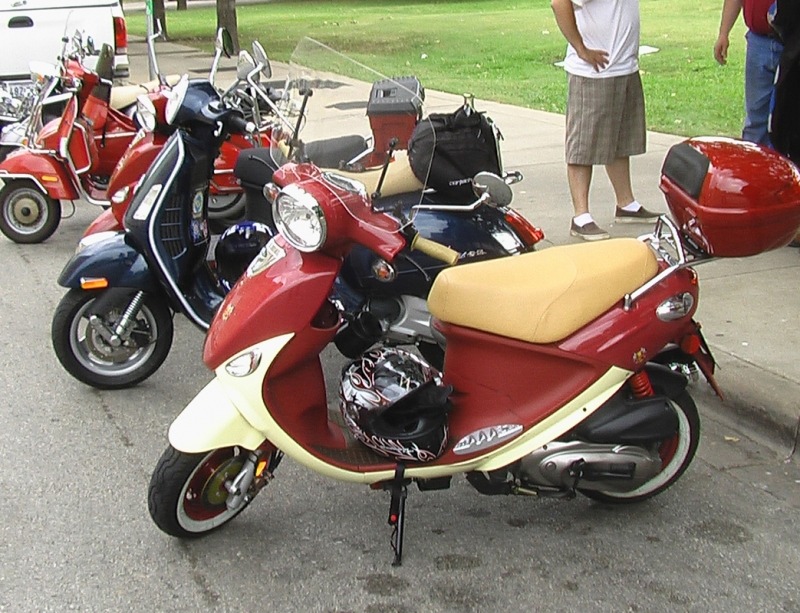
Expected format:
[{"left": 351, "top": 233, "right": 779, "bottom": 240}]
[
  {"left": 227, "top": 113, "right": 256, "bottom": 135},
  {"left": 410, "top": 234, "right": 459, "bottom": 266}
]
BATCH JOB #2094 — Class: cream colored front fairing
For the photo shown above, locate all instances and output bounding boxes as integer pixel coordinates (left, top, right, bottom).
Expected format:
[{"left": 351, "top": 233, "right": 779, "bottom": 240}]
[{"left": 169, "top": 335, "right": 632, "bottom": 483}]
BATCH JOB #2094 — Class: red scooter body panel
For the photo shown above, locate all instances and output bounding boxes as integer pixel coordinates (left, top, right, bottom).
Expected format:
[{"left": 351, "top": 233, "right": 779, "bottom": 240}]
[
  {"left": 434, "top": 323, "right": 607, "bottom": 461},
  {"left": 212, "top": 134, "right": 265, "bottom": 192},
  {"left": 104, "top": 130, "right": 168, "bottom": 228},
  {"left": 84, "top": 208, "right": 121, "bottom": 236},
  {"left": 0, "top": 149, "right": 79, "bottom": 200},
  {"left": 560, "top": 266, "right": 700, "bottom": 366},
  {"left": 204, "top": 238, "right": 342, "bottom": 370}
]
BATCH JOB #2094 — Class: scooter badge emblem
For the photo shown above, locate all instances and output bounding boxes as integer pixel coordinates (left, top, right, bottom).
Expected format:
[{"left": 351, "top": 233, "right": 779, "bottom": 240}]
[
  {"left": 453, "top": 424, "right": 523, "bottom": 455},
  {"left": 221, "top": 303, "right": 235, "bottom": 321}
]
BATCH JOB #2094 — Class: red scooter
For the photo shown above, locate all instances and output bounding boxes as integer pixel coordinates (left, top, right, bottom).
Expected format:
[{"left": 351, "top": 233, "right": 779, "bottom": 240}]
[
  {"left": 82, "top": 36, "right": 280, "bottom": 239},
  {"left": 144, "top": 46, "right": 800, "bottom": 564},
  {"left": 0, "top": 33, "right": 178, "bottom": 244}
]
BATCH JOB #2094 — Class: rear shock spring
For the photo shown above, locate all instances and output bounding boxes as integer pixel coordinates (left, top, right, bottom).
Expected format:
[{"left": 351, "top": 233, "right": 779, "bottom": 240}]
[{"left": 629, "top": 370, "right": 654, "bottom": 398}]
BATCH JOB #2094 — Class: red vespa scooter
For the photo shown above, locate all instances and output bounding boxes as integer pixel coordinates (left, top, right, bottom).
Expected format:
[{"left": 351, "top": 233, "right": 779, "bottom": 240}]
[
  {"left": 0, "top": 42, "right": 156, "bottom": 243},
  {"left": 82, "top": 37, "right": 279, "bottom": 239},
  {"left": 145, "top": 58, "right": 800, "bottom": 564}
]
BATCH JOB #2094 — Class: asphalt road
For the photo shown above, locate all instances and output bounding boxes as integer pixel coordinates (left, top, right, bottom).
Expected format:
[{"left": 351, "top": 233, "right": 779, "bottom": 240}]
[{"left": 1, "top": 204, "right": 800, "bottom": 612}]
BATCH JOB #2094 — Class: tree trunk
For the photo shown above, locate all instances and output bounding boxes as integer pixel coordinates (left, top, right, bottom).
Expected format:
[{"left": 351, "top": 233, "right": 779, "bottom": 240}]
[
  {"left": 152, "top": 0, "right": 168, "bottom": 40},
  {"left": 216, "top": 0, "right": 240, "bottom": 54}
]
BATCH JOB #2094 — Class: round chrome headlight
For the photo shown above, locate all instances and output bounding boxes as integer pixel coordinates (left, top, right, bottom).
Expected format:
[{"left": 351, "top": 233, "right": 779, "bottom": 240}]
[
  {"left": 272, "top": 184, "right": 326, "bottom": 252},
  {"left": 135, "top": 94, "right": 157, "bottom": 132},
  {"left": 165, "top": 76, "right": 189, "bottom": 126}
]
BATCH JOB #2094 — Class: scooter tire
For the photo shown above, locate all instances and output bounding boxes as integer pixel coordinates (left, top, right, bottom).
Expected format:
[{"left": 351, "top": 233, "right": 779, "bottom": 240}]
[
  {"left": 148, "top": 445, "right": 255, "bottom": 538},
  {"left": 51, "top": 288, "right": 174, "bottom": 390},
  {"left": 579, "top": 391, "right": 700, "bottom": 504},
  {"left": 0, "top": 179, "right": 61, "bottom": 243}
]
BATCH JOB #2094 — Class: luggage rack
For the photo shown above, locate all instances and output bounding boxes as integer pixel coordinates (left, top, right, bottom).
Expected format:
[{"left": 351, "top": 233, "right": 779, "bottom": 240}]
[{"left": 624, "top": 215, "right": 716, "bottom": 310}]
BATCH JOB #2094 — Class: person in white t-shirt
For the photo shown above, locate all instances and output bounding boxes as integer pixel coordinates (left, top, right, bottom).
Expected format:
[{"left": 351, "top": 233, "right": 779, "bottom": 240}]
[{"left": 551, "top": 0, "right": 659, "bottom": 240}]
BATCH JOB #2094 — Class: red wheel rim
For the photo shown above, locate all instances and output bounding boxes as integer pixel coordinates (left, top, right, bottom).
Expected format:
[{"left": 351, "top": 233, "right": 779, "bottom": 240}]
[
  {"left": 658, "top": 434, "right": 680, "bottom": 470},
  {"left": 182, "top": 448, "right": 245, "bottom": 522}
]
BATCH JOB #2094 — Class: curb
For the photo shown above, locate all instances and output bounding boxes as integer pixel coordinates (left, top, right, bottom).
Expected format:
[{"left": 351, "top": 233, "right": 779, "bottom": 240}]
[{"left": 693, "top": 349, "right": 800, "bottom": 455}]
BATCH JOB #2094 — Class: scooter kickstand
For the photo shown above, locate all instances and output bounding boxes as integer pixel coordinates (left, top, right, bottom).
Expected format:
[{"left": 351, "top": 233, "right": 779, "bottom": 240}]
[{"left": 386, "top": 463, "right": 409, "bottom": 566}]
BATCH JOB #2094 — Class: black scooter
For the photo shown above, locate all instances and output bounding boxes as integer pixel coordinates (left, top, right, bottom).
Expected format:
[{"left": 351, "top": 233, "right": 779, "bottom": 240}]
[{"left": 50, "top": 40, "right": 543, "bottom": 389}]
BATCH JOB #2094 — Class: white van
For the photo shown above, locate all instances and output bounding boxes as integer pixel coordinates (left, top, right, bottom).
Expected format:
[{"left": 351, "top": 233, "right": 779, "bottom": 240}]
[{"left": 0, "top": 0, "right": 129, "bottom": 97}]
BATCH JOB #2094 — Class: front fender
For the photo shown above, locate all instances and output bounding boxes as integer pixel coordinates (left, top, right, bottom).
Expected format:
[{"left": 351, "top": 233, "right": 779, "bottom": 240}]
[
  {"left": 57, "top": 232, "right": 158, "bottom": 291},
  {"left": 0, "top": 150, "right": 78, "bottom": 200},
  {"left": 169, "top": 377, "right": 267, "bottom": 453}
]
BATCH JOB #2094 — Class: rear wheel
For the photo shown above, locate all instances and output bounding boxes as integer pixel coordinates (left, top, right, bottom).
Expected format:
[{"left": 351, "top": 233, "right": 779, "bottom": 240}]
[
  {"left": 148, "top": 445, "right": 272, "bottom": 537},
  {"left": 580, "top": 391, "right": 700, "bottom": 504},
  {"left": 0, "top": 179, "right": 60, "bottom": 243},
  {"left": 51, "top": 288, "right": 173, "bottom": 389}
]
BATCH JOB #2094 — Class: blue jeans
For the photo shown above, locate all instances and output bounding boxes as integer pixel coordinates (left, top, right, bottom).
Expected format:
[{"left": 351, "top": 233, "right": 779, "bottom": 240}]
[{"left": 744, "top": 30, "right": 783, "bottom": 145}]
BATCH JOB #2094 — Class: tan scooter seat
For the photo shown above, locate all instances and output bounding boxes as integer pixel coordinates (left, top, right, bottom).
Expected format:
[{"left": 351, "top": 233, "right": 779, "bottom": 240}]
[
  {"left": 109, "top": 74, "right": 182, "bottom": 110},
  {"left": 428, "top": 238, "right": 659, "bottom": 344},
  {"left": 327, "top": 150, "right": 424, "bottom": 197}
]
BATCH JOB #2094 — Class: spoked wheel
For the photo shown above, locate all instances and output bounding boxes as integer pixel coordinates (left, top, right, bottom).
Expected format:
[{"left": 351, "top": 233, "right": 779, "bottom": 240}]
[
  {"left": 0, "top": 179, "right": 61, "bottom": 243},
  {"left": 148, "top": 445, "right": 277, "bottom": 537},
  {"left": 51, "top": 288, "right": 174, "bottom": 389},
  {"left": 580, "top": 391, "right": 700, "bottom": 504}
]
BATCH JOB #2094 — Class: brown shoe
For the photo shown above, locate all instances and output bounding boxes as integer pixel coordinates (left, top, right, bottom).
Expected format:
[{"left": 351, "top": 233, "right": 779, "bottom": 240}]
[
  {"left": 614, "top": 206, "right": 660, "bottom": 224},
  {"left": 570, "top": 220, "right": 609, "bottom": 241}
]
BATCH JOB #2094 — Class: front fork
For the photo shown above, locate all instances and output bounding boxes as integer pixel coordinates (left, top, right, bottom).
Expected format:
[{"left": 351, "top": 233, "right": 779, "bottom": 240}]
[
  {"left": 88, "top": 290, "right": 147, "bottom": 348},
  {"left": 225, "top": 447, "right": 284, "bottom": 512}
]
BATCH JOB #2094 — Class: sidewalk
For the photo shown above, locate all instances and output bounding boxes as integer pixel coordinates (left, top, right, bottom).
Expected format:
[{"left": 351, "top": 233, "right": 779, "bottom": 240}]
[{"left": 129, "top": 35, "right": 800, "bottom": 452}]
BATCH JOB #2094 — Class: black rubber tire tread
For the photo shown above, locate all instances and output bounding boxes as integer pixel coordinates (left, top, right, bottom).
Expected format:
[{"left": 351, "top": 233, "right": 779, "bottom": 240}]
[
  {"left": 0, "top": 179, "right": 61, "bottom": 243},
  {"left": 580, "top": 390, "right": 700, "bottom": 504},
  {"left": 51, "top": 288, "right": 174, "bottom": 389},
  {"left": 148, "top": 445, "right": 251, "bottom": 538}
]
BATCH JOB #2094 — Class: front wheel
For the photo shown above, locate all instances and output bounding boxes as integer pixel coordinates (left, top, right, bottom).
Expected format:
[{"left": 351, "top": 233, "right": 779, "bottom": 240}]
[
  {"left": 580, "top": 391, "right": 700, "bottom": 504},
  {"left": 0, "top": 179, "right": 61, "bottom": 243},
  {"left": 148, "top": 445, "right": 272, "bottom": 537},
  {"left": 51, "top": 288, "right": 174, "bottom": 389}
]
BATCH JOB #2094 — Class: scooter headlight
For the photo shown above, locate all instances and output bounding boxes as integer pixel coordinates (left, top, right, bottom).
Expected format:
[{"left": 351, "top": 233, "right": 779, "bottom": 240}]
[
  {"left": 135, "top": 94, "right": 157, "bottom": 132},
  {"left": 273, "top": 184, "right": 326, "bottom": 252},
  {"left": 165, "top": 76, "right": 189, "bottom": 126},
  {"left": 225, "top": 349, "right": 262, "bottom": 377}
]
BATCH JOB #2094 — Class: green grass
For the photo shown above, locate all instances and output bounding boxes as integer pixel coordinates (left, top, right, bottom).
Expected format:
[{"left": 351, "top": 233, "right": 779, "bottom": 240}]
[{"left": 127, "top": 0, "right": 748, "bottom": 137}]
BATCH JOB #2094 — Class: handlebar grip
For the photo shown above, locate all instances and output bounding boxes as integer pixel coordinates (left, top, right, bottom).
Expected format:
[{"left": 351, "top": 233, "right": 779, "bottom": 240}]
[
  {"left": 228, "top": 113, "right": 255, "bottom": 134},
  {"left": 410, "top": 234, "right": 459, "bottom": 266}
]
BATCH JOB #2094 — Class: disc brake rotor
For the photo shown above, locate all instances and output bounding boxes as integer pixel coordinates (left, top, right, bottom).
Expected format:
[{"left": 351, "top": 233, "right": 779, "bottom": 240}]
[{"left": 83, "top": 310, "right": 150, "bottom": 364}]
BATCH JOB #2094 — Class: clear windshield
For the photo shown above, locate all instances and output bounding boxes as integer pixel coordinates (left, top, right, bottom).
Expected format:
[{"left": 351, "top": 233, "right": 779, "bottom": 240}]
[{"left": 267, "top": 37, "right": 456, "bottom": 233}]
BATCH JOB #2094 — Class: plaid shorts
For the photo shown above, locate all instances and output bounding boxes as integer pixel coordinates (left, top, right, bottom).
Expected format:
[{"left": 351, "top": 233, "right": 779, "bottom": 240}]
[{"left": 565, "top": 72, "right": 646, "bottom": 165}]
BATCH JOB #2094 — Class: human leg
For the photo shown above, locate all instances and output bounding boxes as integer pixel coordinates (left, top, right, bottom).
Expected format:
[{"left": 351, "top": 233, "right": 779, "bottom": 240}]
[
  {"left": 743, "top": 31, "right": 783, "bottom": 145},
  {"left": 604, "top": 156, "right": 635, "bottom": 208},
  {"left": 567, "top": 163, "right": 608, "bottom": 240},
  {"left": 565, "top": 74, "right": 611, "bottom": 239}
]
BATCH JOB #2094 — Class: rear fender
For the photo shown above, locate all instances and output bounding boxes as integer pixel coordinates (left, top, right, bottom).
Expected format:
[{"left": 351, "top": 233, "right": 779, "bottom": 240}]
[
  {"left": 0, "top": 152, "right": 78, "bottom": 200},
  {"left": 57, "top": 232, "right": 158, "bottom": 292}
]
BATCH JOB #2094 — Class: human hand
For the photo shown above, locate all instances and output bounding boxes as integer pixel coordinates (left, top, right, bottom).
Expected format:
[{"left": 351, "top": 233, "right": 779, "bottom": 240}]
[
  {"left": 714, "top": 36, "right": 729, "bottom": 65},
  {"left": 577, "top": 47, "right": 609, "bottom": 72}
]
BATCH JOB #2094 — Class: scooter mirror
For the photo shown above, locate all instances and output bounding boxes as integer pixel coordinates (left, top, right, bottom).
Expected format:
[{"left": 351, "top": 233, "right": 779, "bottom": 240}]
[
  {"left": 251, "top": 41, "right": 272, "bottom": 79},
  {"left": 216, "top": 28, "right": 234, "bottom": 58},
  {"left": 237, "top": 50, "right": 257, "bottom": 81},
  {"left": 472, "top": 172, "right": 513, "bottom": 207}
]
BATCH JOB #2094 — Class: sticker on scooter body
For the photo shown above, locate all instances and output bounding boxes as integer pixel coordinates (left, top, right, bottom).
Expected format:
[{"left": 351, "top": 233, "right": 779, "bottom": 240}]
[{"left": 453, "top": 424, "right": 523, "bottom": 455}]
